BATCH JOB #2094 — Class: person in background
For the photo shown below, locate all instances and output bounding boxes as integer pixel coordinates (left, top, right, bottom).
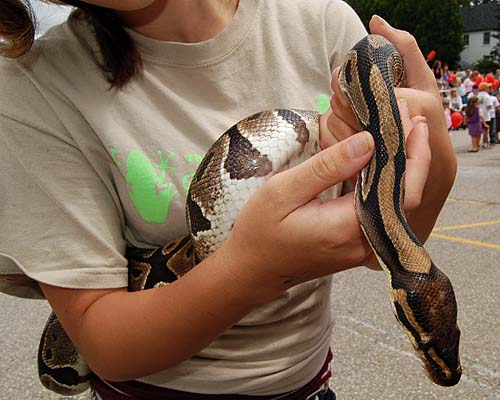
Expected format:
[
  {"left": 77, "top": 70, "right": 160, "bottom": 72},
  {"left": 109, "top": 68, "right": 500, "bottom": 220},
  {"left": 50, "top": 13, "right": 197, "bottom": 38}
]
[
  {"left": 443, "top": 97, "right": 452, "bottom": 131},
  {"left": 448, "top": 88, "right": 463, "bottom": 130},
  {"left": 464, "top": 71, "right": 478, "bottom": 97},
  {"left": 496, "top": 92, "right": 500, "bottom": 144},
  {"left": 456, "top": 77, "right": 467, "bottom": 105},
  {"left": 465, "top": 67, "right": 472, "bottom": 80},
  {"left": 443, "top": 64, "right": 450, "bottom": 86},
  {"left": 477, "top": 82, "right": 493, "bottom": 148},
  {"left": 464, "top": 96, "right": 486, "bottom": 152},
  {"left": 468, "top": 84, "right": 480, "bottom": 100},
  {"left": 488, "top": 85, "right": 499, "bottom": 145},
  {"left": 449, "top": 88, "right": 463, "bottom": 114},
  {"left": 432, "top": 60, "right": 443, "bottom": 80},
  {"left": 432, "top": 60, "right": 445, "bottom": 90},
  {"left": 495, "top": 68, "right": 500, "bottom": 82}
]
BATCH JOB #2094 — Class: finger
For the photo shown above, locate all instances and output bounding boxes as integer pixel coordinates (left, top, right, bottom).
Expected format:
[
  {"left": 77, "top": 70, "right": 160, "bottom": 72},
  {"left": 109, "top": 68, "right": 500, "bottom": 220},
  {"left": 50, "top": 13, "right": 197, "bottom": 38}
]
[
  {"left": 325, "top": 106, "right": 358, "bottom": 146},
  {"left": 264, "top": 131, "right": 375, "bottom": 216},
  {"left": 369, "top": 15, "right": 437, "bottom": 94},
  {"left": 404, "top": 118, "right": 431, "bottom": 211},
  {"left": 289, "top": 193, "right": 360, "bottom": 242},
  {"left": 287, "top": 192, "right": 374, "bottom": 265},
  {"left": 330, "top": 67, "right": 361, "bottom": 131},
  {"left": 398, "top": 98, "right": 413, "bottom": 140}
]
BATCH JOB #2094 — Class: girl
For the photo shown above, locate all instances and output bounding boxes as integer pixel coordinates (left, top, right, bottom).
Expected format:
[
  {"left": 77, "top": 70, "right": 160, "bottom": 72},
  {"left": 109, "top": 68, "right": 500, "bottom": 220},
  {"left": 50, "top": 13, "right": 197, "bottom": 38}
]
[
  {"left": 0, "top": 1, "right": 455, "bottom": 399},
  {"left": 465, "top": 96, "right": 486, "bottom": 152}
]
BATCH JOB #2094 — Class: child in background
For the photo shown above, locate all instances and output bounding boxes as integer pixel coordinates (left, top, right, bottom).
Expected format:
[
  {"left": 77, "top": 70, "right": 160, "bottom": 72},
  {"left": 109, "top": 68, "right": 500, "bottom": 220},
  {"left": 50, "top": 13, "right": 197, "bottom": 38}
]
[
  {"left": 464, "top": 96, "right": 486, "bottom": 152},
  {"left": 456, "top": 77, "right": 467, "bottom": 105},
  {"left": 449, "top": 88, "right": 463, "bottom": 114},
  {"left": 443, "top": 97, "right": 452, "bottom": 131}
]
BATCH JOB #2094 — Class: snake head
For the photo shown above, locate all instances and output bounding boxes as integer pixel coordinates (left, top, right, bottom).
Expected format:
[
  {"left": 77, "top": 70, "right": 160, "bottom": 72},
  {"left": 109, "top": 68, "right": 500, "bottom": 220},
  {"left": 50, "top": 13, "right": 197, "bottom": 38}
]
[
  {"left": 393, "top": 265, "right": 462, "bottom": 387},
  {"left": 338, "top": 34, "right": 405, "bottom": 134},
  {"left": 418, "top": 324, "right": 462, "bottom": 387}
]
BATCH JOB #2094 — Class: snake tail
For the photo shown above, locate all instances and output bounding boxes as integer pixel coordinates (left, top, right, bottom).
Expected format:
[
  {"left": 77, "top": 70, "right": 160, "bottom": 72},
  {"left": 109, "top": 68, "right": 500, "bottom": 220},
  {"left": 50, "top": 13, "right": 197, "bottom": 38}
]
[
  {"left": 37, "top": 312, "right": 92, "bottom": 395},
  {"left": 339, "top": 34, "right": 461, "bottom": 386}
]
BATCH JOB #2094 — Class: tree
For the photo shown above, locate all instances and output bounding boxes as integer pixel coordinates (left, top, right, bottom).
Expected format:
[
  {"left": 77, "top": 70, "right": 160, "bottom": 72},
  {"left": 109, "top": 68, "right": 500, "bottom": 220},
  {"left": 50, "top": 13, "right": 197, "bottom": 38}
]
[{"left": 347, "top": 0, "right": 464, "bottom": 68}]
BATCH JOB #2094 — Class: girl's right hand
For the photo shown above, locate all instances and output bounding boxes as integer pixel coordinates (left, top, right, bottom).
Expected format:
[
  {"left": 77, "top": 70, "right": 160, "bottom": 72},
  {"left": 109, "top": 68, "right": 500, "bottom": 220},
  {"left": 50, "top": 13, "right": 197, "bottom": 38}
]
[
  {"left": 218, "top": 131, "right": 375, "bottom": 302},
  {"left": 219, "top": 113, "right": 430, "bottom": 303}
]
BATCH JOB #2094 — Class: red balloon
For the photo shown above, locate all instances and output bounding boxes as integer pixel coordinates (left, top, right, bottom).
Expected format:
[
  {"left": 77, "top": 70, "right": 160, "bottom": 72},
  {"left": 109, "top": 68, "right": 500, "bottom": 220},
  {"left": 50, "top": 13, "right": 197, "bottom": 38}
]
[
  {"left": 426, "top": 50, "right": 437, "bottom": 61},
  {"left": 475, "top": 75, "right": 483, "bottom": 85},
  {"left": 448, "top": 73, "right": 456, "bottom": 83},
  {"left": 451, "top": 112, "right": 463, "bottom": 129},
  {"left": 494, "top": 79, "right": 500, "bottom": 90},
  {"left": 486, "top": 73, "right": 495, "bottom": 83}
]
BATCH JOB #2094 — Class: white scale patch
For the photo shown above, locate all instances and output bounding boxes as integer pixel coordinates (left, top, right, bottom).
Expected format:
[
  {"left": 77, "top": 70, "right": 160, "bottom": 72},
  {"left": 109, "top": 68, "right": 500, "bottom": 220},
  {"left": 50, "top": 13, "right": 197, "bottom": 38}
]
[{"left": 197, "top": 111, "right": 323, "bottom": 254}]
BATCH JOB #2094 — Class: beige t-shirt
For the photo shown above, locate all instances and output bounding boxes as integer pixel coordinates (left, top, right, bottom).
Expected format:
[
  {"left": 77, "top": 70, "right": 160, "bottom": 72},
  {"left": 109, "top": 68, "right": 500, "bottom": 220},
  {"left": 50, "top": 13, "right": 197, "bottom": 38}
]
[{"left": 0, "top": 0, "right": 366, "bottom": 395}]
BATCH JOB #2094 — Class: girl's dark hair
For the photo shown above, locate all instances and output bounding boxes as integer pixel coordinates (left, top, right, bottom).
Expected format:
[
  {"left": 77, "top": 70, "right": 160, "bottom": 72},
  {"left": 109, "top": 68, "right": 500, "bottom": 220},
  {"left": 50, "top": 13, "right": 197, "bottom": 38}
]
[
  {"left": 465, "top": 96, "right": 478, "bottom": 118},
  {"left": 0, "top": 0, "right": 142, "bottom": 88}
]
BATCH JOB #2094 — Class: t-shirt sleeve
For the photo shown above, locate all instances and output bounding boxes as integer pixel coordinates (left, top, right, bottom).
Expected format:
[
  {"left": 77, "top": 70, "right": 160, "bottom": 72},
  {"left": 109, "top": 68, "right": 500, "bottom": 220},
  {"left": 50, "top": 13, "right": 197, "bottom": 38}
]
[
  {"left": 0, "top": 63, "right": 128, "bottom": 299},
  {"left": 324, "top": 0, "right": 367, "bottom": 71}
]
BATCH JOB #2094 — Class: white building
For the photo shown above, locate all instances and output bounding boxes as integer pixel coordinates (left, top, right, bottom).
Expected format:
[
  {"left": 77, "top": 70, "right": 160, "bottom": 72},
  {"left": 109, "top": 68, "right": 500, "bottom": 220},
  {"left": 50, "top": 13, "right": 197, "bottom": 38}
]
[{"left": 460, "top": 3, "right": 499, "bottom": 68}]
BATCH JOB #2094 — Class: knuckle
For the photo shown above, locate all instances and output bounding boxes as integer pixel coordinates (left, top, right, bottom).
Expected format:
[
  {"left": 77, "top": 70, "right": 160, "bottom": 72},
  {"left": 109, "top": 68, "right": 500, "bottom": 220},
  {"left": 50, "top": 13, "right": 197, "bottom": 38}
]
[
  {"left": 401, "top": 31, "right": 418, "bottom": 48},
  {"left": 311, "top": 150, "right": 341, "bottom": 182},
  {"left": 260, "top": 175, "right": 288, "bottom": 209}
]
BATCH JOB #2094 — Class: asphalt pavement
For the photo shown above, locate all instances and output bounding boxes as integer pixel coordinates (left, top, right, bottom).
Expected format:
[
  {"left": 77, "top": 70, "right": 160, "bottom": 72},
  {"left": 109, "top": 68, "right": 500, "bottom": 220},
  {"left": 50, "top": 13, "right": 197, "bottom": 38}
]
[{"left": 1, "top": 128, "right": 499, "bottom": 399}]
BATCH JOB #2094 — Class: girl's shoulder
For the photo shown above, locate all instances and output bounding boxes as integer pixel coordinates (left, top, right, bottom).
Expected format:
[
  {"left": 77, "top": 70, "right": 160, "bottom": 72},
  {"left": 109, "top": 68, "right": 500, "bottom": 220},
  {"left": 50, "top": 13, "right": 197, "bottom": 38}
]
[
  {"left": 0, "top": 14, "right": 108, "bottom": 126},
  {"left": 1, "top": 13, "right": 103, "bottom": 99}
]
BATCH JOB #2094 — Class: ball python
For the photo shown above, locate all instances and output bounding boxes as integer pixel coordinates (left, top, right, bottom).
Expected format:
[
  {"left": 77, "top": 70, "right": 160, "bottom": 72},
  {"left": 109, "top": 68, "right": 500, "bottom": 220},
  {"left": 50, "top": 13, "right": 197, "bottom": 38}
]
[{"left": 37, "top": 34, "right": 461, "bottom": 396}]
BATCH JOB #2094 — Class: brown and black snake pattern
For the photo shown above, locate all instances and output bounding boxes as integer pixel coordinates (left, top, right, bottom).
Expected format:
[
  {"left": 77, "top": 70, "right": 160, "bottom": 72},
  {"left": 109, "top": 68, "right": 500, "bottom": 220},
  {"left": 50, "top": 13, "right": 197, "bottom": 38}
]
[{"left": 37, "top": 34, "right": 461, "bottom": 396}]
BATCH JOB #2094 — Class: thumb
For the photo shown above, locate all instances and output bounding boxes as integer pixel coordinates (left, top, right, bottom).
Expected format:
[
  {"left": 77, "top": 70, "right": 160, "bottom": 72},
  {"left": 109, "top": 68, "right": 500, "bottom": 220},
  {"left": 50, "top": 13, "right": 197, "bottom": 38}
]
[
  {"left": 369, "top": 15, "right": 437, "bottom": 94},
  {"left": 266, "top": 131, "right": 374, "bottom": 216}
]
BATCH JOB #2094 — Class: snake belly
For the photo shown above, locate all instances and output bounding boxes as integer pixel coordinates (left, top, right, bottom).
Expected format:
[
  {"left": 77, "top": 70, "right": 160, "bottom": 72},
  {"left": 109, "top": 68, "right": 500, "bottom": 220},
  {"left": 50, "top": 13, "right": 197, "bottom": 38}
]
[
  {"left": 37, "top": 34, "right": 461, "bottom": 395},
  {"left": 339, "top": 34, "right": 461, "bottom": 386}
]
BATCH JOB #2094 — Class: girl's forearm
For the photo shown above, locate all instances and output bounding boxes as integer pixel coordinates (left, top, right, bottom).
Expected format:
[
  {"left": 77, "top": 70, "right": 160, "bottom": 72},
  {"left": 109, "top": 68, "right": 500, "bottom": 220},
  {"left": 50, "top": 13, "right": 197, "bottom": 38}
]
[{"left": 42, "top": 247, "right": 270, "bottom": 382}]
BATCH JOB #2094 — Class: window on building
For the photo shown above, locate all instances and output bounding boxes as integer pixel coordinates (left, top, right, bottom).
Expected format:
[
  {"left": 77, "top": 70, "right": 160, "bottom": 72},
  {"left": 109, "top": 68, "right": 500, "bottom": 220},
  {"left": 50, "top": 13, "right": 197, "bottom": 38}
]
[
  {"left": 484, "top": 32, "right": 491, "bottom": 45},
  {"left": 464, "top": 34, "right": 469, "bottom": 46}
]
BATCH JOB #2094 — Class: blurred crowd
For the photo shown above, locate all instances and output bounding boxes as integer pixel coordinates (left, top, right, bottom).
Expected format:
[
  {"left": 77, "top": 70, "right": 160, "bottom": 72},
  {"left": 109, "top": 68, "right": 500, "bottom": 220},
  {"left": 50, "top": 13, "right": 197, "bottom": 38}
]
[{"left": 433, "top": 61, "right": 500, "bottom": 153}]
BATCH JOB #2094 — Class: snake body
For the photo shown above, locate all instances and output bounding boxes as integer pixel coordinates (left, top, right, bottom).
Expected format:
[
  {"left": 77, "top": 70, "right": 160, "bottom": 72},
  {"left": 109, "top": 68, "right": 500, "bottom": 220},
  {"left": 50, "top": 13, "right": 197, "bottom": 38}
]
[
  {"left": 37, "top": 34, "right": 461, "bottom": 395},
  {"left": 339, "top": 35, "right": 461, "bottom": 386}
]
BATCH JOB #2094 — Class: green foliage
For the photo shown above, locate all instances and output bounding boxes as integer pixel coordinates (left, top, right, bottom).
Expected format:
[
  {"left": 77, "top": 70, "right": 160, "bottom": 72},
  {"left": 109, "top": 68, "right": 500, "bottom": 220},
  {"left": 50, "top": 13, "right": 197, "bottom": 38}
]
[
  {"left": 346, "top": 0, "right": 464, "bottom": 69},
  {"left": 474, "top": 56, "right": 500, "bottom": 73}
]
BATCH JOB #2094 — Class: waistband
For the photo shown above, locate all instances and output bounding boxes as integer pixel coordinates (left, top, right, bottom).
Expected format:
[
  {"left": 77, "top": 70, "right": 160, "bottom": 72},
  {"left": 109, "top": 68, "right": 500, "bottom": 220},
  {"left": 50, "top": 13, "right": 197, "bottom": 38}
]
[{"left": 92, "top": 350, "right": 332, "bottom": 400}]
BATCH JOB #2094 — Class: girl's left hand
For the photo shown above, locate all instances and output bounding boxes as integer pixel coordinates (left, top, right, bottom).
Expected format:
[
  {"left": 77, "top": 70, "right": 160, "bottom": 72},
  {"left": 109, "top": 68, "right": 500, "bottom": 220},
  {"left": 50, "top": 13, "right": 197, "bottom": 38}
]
[
  {"left": 320, "top": 15, "right": 436, "bottom": 214},
  {"left": 320, "top": 15, "right": 456, "bottom": 264}
]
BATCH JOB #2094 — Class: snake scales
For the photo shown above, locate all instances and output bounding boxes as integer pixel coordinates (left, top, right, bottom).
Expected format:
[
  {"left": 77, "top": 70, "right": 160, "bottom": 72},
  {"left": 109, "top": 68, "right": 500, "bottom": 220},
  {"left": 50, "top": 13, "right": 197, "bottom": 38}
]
[{"left": 37, "top": 34, "right": 461, "bottom": 395}]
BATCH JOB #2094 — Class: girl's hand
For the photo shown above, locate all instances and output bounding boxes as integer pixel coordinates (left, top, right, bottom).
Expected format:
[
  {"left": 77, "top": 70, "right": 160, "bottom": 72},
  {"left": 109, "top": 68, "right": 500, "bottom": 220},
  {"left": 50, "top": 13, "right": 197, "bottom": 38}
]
[
  {"left": 321, "top": 16, "right": 455, "bottom": 267},
  {"left": 324, "top": 17, "right": 437, "bottom": 213},
  {"left": 219, "top": 117, "right": 429, "bottom": 302}
]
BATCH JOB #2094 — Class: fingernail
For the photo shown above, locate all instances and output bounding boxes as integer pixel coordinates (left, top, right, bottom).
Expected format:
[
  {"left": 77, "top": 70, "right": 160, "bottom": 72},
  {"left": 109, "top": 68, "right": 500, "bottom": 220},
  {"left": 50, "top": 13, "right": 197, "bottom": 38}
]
[
  {"left": 418, "top": 119, "right": 429, "bottom": 138},
  {"left": 346, "top": 132, "right": 373, "bottom": 158},
  {"left": 414, "top": 116, "right": 427, "bottom": 125},
  {"left": 372, "top": 15, "right": 393, "bottom": 30},
  {"left": 413, "top": 116, "right": 429, "bottom": 137}
]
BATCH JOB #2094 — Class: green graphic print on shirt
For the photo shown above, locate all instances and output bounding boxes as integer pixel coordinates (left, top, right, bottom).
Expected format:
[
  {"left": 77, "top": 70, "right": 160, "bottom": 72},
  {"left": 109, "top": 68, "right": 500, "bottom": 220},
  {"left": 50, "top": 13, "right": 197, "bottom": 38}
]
[{"left": 110, "top": 148, "right": 202, "bottom": 224}]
